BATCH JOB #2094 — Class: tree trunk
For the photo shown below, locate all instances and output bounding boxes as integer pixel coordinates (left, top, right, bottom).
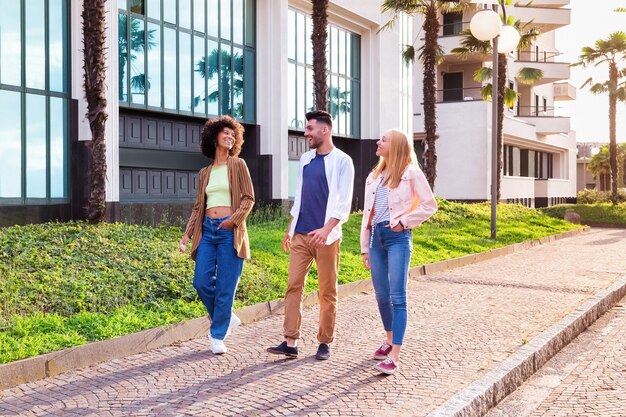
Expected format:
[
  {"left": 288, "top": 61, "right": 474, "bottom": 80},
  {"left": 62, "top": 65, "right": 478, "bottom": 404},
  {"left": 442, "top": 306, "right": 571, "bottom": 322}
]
[
  {"left": 496, "top": 53, "right": 507, "bottom": 201},
  {"left": 83, "top": 0, "right": 109, "bottom": 223},
  {"left": 422, "top": 1, "right": 439, "bottom": 190},
  {"left": 311, "top": 0, "right": 329, "bottom": 111},
  {"left": 609, "top": 62, "right": 618, "bottom": 205}
]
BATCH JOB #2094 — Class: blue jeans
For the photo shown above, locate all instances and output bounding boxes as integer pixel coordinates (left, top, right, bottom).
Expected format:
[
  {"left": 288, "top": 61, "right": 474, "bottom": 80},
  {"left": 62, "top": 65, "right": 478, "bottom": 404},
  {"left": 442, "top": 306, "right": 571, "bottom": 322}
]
[
  {"left": 369, "top": 221, "right": 413, "bottom": 346},
  {"left": 193, "top": 215, "right": 244, "bottom": 340}
]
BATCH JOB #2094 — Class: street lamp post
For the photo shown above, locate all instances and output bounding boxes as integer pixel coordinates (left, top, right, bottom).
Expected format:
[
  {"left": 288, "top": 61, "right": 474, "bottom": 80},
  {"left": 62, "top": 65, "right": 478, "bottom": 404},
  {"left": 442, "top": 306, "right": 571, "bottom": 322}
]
[{"left": 468, "top": 0, "right": 520, "bottom": 239}]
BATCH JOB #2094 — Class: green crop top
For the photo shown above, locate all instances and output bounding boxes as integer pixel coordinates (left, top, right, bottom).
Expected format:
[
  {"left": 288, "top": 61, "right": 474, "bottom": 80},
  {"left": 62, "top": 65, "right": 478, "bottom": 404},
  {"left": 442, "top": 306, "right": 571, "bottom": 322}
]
[{"left": 205, "top": 165, "right": 231, "bottom": 209}]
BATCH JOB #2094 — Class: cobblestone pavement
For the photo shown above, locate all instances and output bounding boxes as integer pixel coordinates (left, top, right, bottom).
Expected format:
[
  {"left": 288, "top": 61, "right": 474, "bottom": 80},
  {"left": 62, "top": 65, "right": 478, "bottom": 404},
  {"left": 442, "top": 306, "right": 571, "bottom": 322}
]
[
  {"left": 1, "top": 228, "right": 625, "bottom": 417},
  {"left": 488, "top": 295, "right": 626, "bottom": 417}
]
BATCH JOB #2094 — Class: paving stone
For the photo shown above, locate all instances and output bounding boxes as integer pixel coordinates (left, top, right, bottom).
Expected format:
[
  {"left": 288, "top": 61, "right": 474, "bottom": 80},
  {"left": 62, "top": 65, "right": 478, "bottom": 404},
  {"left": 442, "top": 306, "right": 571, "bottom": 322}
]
[{"left": 0, "top": 228, "right": 624, "bottom": 416}]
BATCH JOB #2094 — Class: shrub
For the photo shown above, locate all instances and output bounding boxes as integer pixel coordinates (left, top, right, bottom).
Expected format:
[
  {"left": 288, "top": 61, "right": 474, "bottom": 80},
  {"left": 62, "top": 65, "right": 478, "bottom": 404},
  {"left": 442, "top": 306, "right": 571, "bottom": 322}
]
[{"left": 577, "top": 188, "right": 626, "bottom": 204}]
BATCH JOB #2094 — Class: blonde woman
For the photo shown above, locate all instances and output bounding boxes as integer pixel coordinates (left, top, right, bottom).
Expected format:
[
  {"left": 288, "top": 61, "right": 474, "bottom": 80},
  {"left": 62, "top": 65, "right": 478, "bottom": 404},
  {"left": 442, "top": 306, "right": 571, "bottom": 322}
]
[{"left": 360, "top": 129, "right": 437, "bottom": 374}]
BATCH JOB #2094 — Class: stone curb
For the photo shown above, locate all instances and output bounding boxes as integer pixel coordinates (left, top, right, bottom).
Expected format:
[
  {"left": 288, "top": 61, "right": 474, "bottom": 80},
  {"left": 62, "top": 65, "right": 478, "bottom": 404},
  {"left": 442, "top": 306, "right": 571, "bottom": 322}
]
[
  {"left": 427, "top": 272, "right": 626, "bottom": 417},
  {"left": 0, "top": 226, "right": 590, "bottom": 391},
  {"left": 583, "top": 222, "right": 626, "bottom": 229}
]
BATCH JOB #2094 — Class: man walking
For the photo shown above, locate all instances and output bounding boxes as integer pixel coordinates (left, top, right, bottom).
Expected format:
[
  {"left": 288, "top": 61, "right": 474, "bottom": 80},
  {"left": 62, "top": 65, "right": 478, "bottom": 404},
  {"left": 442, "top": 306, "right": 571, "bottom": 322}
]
[{"left": 267, "top": 111, "right": 355, "bottom": 360}]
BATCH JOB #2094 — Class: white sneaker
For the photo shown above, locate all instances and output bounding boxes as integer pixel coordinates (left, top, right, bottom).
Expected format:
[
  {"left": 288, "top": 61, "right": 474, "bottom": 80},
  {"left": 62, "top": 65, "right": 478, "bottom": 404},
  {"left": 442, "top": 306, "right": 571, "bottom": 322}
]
[
  {"left": 225, "top": 313, "right": 241, "bottom": 338},
  {"left": 210, "top": 336, "right": 227, "bottom": 355}
]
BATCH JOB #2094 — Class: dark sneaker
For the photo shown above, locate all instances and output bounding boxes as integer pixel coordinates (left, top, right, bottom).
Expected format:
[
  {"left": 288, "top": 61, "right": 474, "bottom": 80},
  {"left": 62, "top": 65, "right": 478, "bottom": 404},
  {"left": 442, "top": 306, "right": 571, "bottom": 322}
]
[
  {"left": 373, "top": 342, "right": 392, "bottom": 360},
  {"left": 375, "top": 358, "right": 398, "bottom": 375},
  {"left": 315, "top": 343, "right": 331, "bottom": 360},
  {"left": 266, "top": 341, "right": 298, "bottom": 358}
]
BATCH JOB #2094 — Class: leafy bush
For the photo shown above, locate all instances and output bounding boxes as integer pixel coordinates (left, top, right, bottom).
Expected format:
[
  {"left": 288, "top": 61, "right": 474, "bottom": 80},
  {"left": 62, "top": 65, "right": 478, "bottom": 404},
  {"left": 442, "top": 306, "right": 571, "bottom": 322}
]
[
  {"left": 577, "top": 188, "right": 626, "bottom": 204},
  {"left": 541, "top": 203, "right": 626, "bottom": 225},
  {"left": 0, "top": 201, "right": 581, "bottom": 363}
]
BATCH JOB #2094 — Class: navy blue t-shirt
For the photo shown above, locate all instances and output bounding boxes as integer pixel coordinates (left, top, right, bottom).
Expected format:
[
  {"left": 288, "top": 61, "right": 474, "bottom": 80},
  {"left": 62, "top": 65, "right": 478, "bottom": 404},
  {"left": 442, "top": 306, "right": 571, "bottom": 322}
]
[{"left": 295, "top": 153, "right": 329, "bottom": 234}]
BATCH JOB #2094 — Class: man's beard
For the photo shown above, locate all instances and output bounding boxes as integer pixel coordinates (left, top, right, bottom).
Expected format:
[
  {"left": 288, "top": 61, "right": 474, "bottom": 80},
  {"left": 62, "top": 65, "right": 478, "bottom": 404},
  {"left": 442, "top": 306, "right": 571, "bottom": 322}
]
[{"left": 308, "top": 136, "right": 321, "bottom": 149}]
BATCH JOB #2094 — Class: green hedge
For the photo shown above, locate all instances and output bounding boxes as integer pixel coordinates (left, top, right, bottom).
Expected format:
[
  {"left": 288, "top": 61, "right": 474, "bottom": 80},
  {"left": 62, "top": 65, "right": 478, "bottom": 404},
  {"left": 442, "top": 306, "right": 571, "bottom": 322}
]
[
  {"left": 541, "top": 202, "right": 626, "bottom": 225},
  {"left": 0, "top": 200, "right": 580, "bottom": 363}
]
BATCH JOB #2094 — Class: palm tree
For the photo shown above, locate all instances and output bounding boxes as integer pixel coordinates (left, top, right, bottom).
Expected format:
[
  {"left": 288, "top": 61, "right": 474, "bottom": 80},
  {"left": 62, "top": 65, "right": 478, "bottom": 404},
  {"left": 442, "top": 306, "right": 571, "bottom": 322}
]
[
  {"left": 573, "top": 32, "right": 626, "bottom": 205},
  {"left": 380, "top": 0, "right": 467, "bottom": 190},
  {"left": 588, "top": 146, "right": 611, "bottom": 191},
  {"left": 82, "top": 1, "right": 109, "bottom": 223},
  {"left": 451, "top": 15, "right": 541, "bottom": 200},
  {"left": 195, "top": 49, "right": 244, "bottom": 117},
  {"left": 311, "top": 0, "right": 329, "bottom": 111}
]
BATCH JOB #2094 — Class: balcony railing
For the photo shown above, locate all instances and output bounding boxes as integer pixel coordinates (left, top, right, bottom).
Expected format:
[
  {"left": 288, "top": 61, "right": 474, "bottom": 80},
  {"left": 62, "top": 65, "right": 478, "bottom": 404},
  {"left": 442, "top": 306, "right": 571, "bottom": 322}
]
[
  {"left": 516, "top": 106, "right": 556, "bottom": 117},
  {"left": 436, "top": 87, "right": 483, "bottom": 103},
  {"left": 440, "top": 21, "right": 469, "bottom": 37},
  {"left": 516, "top": 50, "right": 564, "bottom": 63}
]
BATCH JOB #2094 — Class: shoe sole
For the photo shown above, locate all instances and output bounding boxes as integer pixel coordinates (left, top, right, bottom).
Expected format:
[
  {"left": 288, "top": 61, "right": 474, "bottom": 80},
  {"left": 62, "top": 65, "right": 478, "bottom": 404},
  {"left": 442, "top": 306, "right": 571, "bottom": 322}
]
[
  {"left": 315, "top": 355, "right": 330, "bottom": 360},
  {"left": 373, "top": 354, "right": 388, "bottom": 360},
  {"left": 376, "top": 367, "right": 396, "bottom": 375},
  {"left": 266, "top": 348, "right": 298, "bottom": 358}
]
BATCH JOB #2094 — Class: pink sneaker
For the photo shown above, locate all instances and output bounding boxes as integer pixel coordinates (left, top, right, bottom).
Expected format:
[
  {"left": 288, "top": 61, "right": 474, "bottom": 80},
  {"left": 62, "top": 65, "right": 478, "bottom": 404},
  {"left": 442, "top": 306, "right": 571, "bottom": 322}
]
[
  {"left": 376, "top": 358, "right": 398, "bottom": 375},
  {"left": 373, "top": 342, "right": 392, "bottom": 360}
]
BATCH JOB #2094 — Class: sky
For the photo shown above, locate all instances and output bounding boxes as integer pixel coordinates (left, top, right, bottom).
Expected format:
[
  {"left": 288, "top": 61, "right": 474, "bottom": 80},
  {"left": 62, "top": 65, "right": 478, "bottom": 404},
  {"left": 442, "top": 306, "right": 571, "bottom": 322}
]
[{"left": 553, "top": 0, "right": 626, "bottom": 143}]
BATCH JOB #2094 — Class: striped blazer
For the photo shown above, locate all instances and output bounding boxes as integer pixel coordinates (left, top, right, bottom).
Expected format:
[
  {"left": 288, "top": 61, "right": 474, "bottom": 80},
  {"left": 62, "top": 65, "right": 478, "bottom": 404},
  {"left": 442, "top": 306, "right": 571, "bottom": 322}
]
[{"left": 184, "top": 156, "right": 255, "bottom": 260}]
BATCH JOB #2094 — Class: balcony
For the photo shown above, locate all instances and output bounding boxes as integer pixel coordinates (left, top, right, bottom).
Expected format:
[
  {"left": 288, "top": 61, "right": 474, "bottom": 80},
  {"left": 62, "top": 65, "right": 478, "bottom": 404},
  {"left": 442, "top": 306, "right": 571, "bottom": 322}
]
[
  {"left": 511, "top": 5, "right": 571, "bottom": 32},
  {"left": 520, "top": 0, "right": 570, "bottom": 8},
  {"left": 512, "top": 51, "right": 570, "bottom": 85},
  {"left": 435, "top": 87, "right": 483, "bottom": 103},
  {"left": 438, "top": 21, "right": 486, "bottom": 64},
  {"left": 516, "top": 106, "right": 570, "bottom": 135},
  {"left": 553, "top": 82, "right": 576, "bottom": 101},
  {"left": 535, "top": 178, "right": 572, "bottom": 198}
]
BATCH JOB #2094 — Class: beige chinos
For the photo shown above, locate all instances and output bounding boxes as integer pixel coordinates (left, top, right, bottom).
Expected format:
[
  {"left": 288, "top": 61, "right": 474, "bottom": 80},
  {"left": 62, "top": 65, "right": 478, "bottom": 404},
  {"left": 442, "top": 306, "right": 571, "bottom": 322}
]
[{"left": 283, "top": 233, "right": 340, "bottom": 343}]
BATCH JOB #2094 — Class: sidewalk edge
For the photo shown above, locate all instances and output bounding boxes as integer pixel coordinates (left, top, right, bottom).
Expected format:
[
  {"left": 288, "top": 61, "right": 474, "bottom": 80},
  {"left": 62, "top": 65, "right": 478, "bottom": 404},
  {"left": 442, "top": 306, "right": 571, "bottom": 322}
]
[
  {"left": 427, "top": 273, "right": 626, "bottom": 417},
  {"left": 0, "top": 226, "right": 590, "bottom": 391}
]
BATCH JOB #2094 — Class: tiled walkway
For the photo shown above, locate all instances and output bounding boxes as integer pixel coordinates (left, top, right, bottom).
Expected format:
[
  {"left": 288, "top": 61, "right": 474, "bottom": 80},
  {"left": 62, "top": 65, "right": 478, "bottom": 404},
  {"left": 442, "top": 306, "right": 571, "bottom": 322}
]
[{"left": 1, "top": 228, "right": 625, "bottom": 417}]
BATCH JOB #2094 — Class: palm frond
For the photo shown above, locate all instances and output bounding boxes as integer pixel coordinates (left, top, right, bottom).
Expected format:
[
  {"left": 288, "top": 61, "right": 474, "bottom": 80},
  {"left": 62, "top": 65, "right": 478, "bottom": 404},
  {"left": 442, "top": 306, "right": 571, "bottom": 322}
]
[
  {"left": 473, "top": 66, "right": 492, "bottom": 83},
  {"left": 580, "top": 77, "right": 594, "bottom": 89},
  {"left": 516, "top": 67, "right": 543, "bottom": 85},
  {"left": 503, "top": 87, "right": 517, "bottom": 108},
  {"left": 451, "top": 28, "right": 492, "bottom": 57},
  {"left": 480, "top": 84, "right": 493, "bottom": 101},
  {"left": 402, "top": 44, "right": 416, "bottom": 63},
  {"left": 378, "top": 16, "right": 399, "bottom": 33},
  {"left": 589, "top": 82, "right": 610, "bottom": 95}
]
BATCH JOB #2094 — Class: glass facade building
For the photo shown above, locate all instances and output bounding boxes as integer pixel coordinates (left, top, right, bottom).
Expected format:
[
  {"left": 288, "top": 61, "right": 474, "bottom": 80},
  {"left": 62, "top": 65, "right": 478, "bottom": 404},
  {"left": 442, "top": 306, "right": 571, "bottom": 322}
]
[
  {"left": 0, "top": 0, "right": 69, "bottom": 205},
  {"left": 118, "top": 0, "right": 256, "bottom": 122},
  {"left": 287, "top": 8, "right": 360, "bottom": 138}
]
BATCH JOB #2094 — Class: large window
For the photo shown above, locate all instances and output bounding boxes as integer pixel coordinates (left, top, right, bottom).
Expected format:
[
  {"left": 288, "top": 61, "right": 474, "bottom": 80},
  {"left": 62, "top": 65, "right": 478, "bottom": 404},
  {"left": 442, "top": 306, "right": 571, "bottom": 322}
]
[
  {"left": 118, "top": 0, "right": 256, "bottom": 122},
  {"left": 0, "top": 0, "right": 69, "bottom": 204},
  {"left": 287, "top": 8, "right": 361, "bottom": 138},
  {"left": 504, "top": 145, "right": 554, "bottom": 179}
]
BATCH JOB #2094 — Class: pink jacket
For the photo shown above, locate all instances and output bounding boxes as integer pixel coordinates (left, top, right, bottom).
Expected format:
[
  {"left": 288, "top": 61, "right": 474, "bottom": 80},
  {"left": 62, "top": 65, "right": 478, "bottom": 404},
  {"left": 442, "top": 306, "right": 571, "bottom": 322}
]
[{"left": 360, "top": 164, "right": 437, "bottom": 254}]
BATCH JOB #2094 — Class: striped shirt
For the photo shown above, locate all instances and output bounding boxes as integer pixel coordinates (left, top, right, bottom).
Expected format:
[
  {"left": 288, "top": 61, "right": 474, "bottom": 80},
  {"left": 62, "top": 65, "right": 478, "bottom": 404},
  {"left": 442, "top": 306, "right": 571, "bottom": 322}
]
[{"left": 371, "top": 176, "right": 390, "bottom": 225}]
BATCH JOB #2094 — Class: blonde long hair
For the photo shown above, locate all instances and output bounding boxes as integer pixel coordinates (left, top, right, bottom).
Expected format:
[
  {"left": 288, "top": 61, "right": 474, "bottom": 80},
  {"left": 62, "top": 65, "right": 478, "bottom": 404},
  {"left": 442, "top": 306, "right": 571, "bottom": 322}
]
[{"left": 372, "top": 129, "right": 418, "bottom": 189}]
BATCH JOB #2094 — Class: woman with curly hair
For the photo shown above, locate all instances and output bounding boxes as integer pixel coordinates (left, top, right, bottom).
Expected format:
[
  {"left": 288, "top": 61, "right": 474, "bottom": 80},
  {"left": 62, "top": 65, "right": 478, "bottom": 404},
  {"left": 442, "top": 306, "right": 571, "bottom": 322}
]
[{"left": 179, "top": 115, "right": 255, "bottom": 355}]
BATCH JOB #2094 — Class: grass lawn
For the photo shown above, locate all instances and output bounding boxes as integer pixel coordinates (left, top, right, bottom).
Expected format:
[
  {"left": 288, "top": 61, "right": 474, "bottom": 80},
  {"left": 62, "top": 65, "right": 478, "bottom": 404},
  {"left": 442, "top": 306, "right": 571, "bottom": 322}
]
[
  {"left": 0, "top": 200, "right": 581, "bottom": 364},
  {"left": 541, "top": 203, "right": 626, "bottom": 225}
]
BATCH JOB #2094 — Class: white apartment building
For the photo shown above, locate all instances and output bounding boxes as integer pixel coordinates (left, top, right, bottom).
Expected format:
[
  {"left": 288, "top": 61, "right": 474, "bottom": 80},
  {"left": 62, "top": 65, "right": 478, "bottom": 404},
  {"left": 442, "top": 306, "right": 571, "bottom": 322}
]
[
  {"left": 413, "top": 0, "right": 577, "bottom": 207},
  {"left": 0, "top": 0, "right": 412, "bottom": 225}
]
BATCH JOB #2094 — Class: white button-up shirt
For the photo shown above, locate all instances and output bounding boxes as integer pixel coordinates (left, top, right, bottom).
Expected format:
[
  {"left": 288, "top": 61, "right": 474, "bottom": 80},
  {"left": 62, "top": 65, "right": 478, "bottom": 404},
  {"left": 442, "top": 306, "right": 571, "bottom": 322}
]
[{"left": 289, "top": 147, "right": 355, "bottom": 245}]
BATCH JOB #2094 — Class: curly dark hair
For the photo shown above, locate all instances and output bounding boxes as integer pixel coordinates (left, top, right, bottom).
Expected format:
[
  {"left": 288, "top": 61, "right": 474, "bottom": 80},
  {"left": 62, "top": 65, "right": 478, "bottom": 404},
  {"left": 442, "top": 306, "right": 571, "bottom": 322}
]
[{"left": 200, "top": 115, "right": 245, "bottom": 159}]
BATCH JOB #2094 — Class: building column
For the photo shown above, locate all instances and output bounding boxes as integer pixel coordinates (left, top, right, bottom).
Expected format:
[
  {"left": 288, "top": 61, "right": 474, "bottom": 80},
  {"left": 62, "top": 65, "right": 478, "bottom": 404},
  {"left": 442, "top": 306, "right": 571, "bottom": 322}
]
[{"left": 256, "top": 0, "right": 289, "bottom": 201}]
